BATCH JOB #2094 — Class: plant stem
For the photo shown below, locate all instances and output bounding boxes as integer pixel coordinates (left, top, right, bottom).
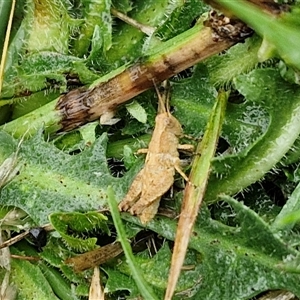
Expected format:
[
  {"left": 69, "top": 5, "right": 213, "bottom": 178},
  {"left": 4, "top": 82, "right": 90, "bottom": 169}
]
[
  {"left": 0, "top": 0, "right": 15, "bottom": 94},
  {"left": 107, "top": 186, "right": 159, "bottom": 300},
  {"left": 165, "top": 91, "right": 228, "bottom": 300},
  {"left": 106, "top": 134, "right": 151, "bottom": 159},
  {"left": 2, "top": 101, "right": 61, "bottom": 138},
  {"left": 2, "top": 20, "right": 248, "bottom": 138},
  {"left": 55, "top": 25, "right": 240, "bottom": 132}
]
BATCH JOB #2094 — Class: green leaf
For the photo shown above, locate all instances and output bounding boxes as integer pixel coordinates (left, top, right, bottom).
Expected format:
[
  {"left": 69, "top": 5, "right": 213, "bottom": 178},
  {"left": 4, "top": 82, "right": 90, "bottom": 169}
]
[
  {"left": 123, "top": 145, "right": 137, "bottom": 170},
  {"left": 38, "top": 263, "right": 80, "bottom": 300},
  {"left": 104, "top": 268, "right": 140, "bottom": 298},
  {"left": 91, "top": 0, "right": 189, "bottom": 72},
  {"left": 0, "top": 131, "right": 17, "bottom": 162},
  {"left": 154, "top": 0, "right": 208, "bottom": 40},
  {"left": 9, "top": 240, "right": 82, "bottom": 300},
  {"left": 135, "top": 244, "right": 202, "bottom": 297},
  {"left": 111, "top": 0, "right": 132, "bottom": 13},
  {"left": 0, "top": 0, "right": 13, "bottom": 54},
  {"left": 73, "top": 0, "right": 112, "bottom": 57},
  {"left": 0, "top": 132, "right": 138, "bottom": 224},
  {"left": 215, "top": 0, "right": 300, "bottom": 70},
  {"left": 4, "top": 0, "right": 33, "bottom": 73},
  {"left": 171, "top": 65, "right": 217, "bottom": 137},
  {"left": 1, "top": 52, "right": 97, "bottom": 100},
  {"left": 26, "top": 0, "right": 71, "bottom": 54},
  {"left": 205, "top": 35, "right": 262, "bottom": 86},
  {"left": 10, "top": 246, "right": 60, "bottom": 300},
  {"left": 271, "top": 182, "right": 300, "bottom": 233},
  {"left": 125, "top": 101, "right": 147, "bottom": 124},
  {"left": 40, "top": 236, "right": 92, "bottom": 289},
  {"left": 171, "top": 64, "right": 267, "bottom": 151},
  {"left": 205, "top": 68, "right": 300, "bottom": 202},
  {"left": 105, "top": 245, "right": 203, "bottom": 299},
  {"left": 49, "top": 211, "right": 109, "bottom": 251},
  {"left": 107, "top": 186, "right": 159, "bottom": 300},
  {"left": 122, "top": 196, "right": 300, "bottom": 299}
]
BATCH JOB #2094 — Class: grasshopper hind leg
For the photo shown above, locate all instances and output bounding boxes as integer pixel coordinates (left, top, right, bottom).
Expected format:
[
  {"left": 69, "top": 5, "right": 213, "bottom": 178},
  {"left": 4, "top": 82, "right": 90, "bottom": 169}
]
[
  {"left": 118, "top": 170, "right": 143, "bottom": 211},
  {"left": 131, "top": 199, "right": 160, "bottom": 225}
]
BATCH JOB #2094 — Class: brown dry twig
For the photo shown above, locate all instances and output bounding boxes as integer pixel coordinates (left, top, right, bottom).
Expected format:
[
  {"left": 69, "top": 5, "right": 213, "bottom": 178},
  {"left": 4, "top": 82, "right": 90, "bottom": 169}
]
[
  {"left": 65, "top": 242, "right": 123, "bottom": 272},
  {"left": 55, "top": 15, "right": 252, "bottom": 132},
  {"left": 0, "top": 224, "right": 53, "bottom": 250},
  {"left": 110, "top": 8, "right": 155, "bottom": 36}
]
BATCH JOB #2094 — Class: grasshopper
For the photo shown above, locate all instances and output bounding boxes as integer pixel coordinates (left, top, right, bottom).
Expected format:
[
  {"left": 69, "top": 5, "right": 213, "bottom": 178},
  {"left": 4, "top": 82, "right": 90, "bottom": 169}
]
[{"left": 119, "top": 82, "right": 189, "bottom": 224}]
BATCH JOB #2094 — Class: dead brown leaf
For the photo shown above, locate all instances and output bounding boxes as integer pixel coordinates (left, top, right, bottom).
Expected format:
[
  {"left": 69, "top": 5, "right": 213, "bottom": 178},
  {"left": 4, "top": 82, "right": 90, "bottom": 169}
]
[{"left": 88, "top": 267, "right": 104, "bottom": 300}]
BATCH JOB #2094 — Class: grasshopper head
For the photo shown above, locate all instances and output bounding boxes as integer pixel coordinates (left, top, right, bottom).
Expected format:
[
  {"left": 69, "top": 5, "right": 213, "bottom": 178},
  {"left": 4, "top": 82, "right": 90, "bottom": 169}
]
[{"left": 167, "top": 115, "right": 183, "bottom": 137}]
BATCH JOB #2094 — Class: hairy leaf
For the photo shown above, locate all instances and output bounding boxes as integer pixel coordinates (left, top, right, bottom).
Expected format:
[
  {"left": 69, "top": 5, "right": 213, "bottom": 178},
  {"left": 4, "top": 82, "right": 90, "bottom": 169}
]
[
  {"left": 0, "top": 132, "right": 138, "bottom": 225},
  {"left": 122, "top": 197, "right": 300, "bottom": 299},
  {"left": 49, "top": 211, "right": 109, "bottom": 251},
  {"left": 205, "top": 68, "right": 300, "bottom": 202}
]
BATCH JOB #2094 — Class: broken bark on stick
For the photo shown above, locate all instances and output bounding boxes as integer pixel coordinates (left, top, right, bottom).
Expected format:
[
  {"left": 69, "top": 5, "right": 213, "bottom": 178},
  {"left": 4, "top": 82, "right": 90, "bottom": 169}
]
[{"left": 2, "top": 14, "right": 251, "bottom": 137}]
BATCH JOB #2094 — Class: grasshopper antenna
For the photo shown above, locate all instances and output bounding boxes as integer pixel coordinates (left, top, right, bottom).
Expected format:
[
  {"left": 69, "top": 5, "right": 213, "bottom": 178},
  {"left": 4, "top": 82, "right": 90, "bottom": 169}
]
[
  {"left": 162, "top": 81, "right": 171, "bottom": 116},
  {"left": 152, "top": 80, "right": 170, "bottom": 114}
]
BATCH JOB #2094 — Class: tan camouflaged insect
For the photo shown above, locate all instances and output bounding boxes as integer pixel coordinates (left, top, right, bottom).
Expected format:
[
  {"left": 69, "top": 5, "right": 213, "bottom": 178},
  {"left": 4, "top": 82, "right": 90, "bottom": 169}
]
[{"left": 119, "top": 82, "right": 189, "bottom": 224}]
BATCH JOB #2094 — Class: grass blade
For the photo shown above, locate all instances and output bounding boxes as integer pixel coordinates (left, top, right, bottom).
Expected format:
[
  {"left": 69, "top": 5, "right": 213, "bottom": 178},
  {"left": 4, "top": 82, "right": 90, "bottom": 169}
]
[
  {"left": 164, "top": 91, "right": 228, "bottom": 300},
  {"left": 107, "top": 186, "right": 159, "bottom": 300},
  {"left": 0, "top": 0, "right": 15, "bottom": 94}
]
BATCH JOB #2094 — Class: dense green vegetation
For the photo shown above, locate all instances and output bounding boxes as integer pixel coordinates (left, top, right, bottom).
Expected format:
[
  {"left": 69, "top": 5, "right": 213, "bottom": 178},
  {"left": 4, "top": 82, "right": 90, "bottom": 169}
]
[{"left": 1, "top": 0, "right": 300, "bottom": 299}]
